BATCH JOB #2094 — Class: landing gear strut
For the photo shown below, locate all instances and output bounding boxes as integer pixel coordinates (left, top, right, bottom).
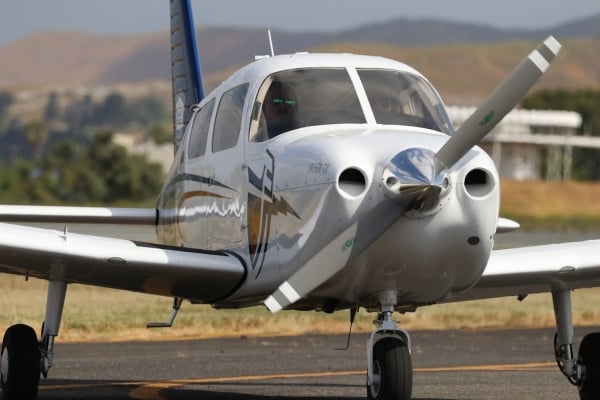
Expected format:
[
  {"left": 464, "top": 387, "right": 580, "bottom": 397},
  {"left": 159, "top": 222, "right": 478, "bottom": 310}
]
[
  {"left": 367, "top": 289, "right": 412, "bottom": 400},
  {"left": 0, "top": 280, "right": 67, "bottom": 400},
  {"left": 551, "top": 288, "right": 600, "bottom": 400}
]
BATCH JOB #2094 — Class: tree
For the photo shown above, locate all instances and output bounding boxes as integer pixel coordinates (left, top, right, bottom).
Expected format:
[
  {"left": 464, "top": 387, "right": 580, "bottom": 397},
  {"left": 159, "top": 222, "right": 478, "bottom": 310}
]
[
  {"left": 64, "top": 94, "right": 94, "bottom": 133},
  {"left": 0, "top": 90, "right": 14, "bottom": 132},
  {"left": 93, "top": 93, "right": 128, "bottom": 127},
  {"left": 523, "top": 89, "right": 600, "bottom": 180},
  {"left": 87, "top": 130, "right": 163, "bottom": 203},
  {"left": 0, "top": 130, "right": 164, "bottom": 205},
  {"left": 23, "top": 120, "right": 49, "bottom": 161},
  {"left": 147, "top": 124, "right": 172, "bottom": 145},
  {"left": 42, "top": 139, "right": 106, "bottom": 203},
  {"left": 44, "top": 91, "right": 60, "bottom": 121},
  {"left": 128, "top": 95, "right": 168, "bottom": 126}
]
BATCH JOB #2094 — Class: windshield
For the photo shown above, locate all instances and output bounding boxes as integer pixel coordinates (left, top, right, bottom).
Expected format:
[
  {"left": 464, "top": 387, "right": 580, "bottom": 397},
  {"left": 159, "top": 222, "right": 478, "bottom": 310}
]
[
  {"left": 357, "top": 69, "right": 454, "bottom": 135},
  {"left": 250, "top": 68, "right": 365, "bottom": 142}
]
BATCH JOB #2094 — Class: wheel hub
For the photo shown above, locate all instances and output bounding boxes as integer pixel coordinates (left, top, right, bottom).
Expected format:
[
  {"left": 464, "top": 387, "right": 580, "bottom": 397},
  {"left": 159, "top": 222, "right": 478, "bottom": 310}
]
[
  {"left": 0, "top": 347, "right": 8, "bottom": 385},
  {"left": 370, "top": 359, "right": 382, "bottom": 397}
]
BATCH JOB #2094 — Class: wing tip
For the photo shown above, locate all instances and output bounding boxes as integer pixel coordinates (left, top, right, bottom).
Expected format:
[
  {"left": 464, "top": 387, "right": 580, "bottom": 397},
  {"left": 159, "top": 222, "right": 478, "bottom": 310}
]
[{"left": 497, "top": 217, "right": 520, "bottom": 234}]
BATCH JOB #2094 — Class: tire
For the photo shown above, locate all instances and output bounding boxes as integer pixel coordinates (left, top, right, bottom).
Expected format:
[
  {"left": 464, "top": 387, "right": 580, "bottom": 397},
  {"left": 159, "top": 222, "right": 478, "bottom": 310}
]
[
  {"left": 578, "top": 332, "right": 600, "bottom": 400},
  {"left": 1, "top": 324, "right": 41, "bottom": 400},
  {"left": 367, "top": 337, "right": 412, "bottom": 400}
]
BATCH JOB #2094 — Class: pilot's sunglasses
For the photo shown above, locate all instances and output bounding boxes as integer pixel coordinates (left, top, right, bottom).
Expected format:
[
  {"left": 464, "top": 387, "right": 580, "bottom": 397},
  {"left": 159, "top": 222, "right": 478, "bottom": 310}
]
[{"left": 272, "top": 98, "right": 296, "bottom": 107}]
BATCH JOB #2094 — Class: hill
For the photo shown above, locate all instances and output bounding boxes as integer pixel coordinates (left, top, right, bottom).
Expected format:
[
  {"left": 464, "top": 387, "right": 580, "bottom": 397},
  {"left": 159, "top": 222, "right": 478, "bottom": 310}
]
[
  {"left": 0, "top": 14, "right": 598, "bottom": 101},
  {"left": 0, "top": 30, "right": 169, "bottom": 88},
  {"left": 313, "top": 38, "right": 600, "bottom": 103}
]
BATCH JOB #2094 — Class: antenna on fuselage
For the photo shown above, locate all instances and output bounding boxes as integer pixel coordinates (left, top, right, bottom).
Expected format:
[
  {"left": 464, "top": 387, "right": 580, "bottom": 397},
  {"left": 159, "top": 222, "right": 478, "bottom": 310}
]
[
  {"left": 268, "top": 29, "right": 275, "bottom": 56},
  {"left": 255, "top": 30, "right": 276, "bottom": 60}
]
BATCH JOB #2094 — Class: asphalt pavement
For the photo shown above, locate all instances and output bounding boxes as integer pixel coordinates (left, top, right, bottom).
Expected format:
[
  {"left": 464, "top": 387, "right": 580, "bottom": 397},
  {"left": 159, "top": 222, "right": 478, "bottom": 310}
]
[{"left": 37, "top": 327, "right": 599, "bottom": 399}]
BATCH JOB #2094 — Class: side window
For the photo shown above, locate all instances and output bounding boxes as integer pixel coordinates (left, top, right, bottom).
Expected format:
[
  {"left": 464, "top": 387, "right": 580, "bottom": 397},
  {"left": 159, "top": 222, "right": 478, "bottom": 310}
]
[
  {"left": 212, "top": 83, "right": 249, "bottom": 152},
  {"left": 187, "top": 99, "right": 215, "bottom": 159}
]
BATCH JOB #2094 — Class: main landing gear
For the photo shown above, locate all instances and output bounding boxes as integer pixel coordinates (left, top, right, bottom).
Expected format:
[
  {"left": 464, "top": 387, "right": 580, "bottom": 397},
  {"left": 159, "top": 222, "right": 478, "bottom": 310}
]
[
  {"left": 1, "top": 280, "right": 67, "bottom": 400},
  {"left": 367, "top": 289, "right": 412, "bottom": 400},
  {"left": 551, "top": 288, "right": 600, "bottom": 400}
]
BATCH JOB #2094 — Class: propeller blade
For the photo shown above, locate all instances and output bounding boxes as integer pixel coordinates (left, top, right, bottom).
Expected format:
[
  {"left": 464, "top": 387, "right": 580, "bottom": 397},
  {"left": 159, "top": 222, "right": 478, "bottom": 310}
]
[
  {"left": 435, "top": 36, "right": 561, "bottom": 170},
  {"left": 264, "top": 202, "right": 403, "bottom": 312},
  {"left": 264, "top": 223, "right": 359, "bottom": 313}
]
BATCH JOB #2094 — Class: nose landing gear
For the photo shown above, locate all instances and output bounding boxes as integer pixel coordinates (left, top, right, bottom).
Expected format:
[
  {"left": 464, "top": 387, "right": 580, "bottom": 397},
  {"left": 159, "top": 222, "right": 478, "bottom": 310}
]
[{"left": 366, "top": 289, "right": 413, "bottom": 400}]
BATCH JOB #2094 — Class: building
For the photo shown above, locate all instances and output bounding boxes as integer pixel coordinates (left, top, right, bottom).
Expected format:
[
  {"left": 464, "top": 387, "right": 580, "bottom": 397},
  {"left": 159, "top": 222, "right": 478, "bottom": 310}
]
[{"left": 447, "top": 106, "right": 600, "bottom": 181}]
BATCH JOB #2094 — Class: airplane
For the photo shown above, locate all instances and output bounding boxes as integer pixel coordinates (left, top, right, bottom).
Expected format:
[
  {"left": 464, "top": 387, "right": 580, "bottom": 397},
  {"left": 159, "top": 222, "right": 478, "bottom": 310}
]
[{"left": 0, "top": 1, "right": 599, "bottom": 399}]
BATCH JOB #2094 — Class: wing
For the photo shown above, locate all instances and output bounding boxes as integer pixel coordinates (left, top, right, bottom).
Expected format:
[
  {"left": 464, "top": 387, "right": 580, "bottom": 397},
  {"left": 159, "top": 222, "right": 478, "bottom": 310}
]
[
  {"left": 0, "top": 205, "right": 156, "bottom": 225},
  {"left": 451, "top": 240, "right": 600, "bottom": 302},
  {"left": 0, "top": 222, "right": 246, "bottom": 303}
]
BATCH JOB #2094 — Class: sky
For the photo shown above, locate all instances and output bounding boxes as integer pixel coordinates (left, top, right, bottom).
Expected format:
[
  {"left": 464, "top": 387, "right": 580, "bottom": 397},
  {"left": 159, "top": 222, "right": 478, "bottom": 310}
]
[{"left": 1, "top": 0, "right": 599, "bottom": 47}]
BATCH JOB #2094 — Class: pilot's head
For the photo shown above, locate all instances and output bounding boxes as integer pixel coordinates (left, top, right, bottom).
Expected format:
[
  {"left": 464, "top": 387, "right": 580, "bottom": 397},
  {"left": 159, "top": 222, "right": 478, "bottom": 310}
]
[
  {"left": 371, "top": 91, "right": 393, "bottom": 113},
  {"left": 263, "top": 81, "right": 296, "bottom": 120}
]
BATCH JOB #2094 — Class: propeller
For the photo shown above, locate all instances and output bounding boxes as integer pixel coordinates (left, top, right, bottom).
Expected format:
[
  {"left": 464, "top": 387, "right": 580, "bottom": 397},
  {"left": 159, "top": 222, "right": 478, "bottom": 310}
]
[
  {"left": 435, "top": 36, "right": 561, "bottom": 171},
  {"left": 383, "top": 36, "right": 561, "bottom": 212},
  {"left": 264, "top": 36, "right": 561, "bottom": 313}
]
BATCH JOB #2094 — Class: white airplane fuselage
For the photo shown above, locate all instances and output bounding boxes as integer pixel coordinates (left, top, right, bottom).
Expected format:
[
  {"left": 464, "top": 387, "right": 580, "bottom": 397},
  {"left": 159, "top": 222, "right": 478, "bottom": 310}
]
[{"left": 156, "top": 53, "right": 500, "bottom": 311}]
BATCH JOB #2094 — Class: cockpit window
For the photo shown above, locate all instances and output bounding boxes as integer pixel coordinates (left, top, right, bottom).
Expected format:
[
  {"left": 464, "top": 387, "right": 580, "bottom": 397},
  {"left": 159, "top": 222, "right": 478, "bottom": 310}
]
[
  {"left": 357, "top": 69, "right": 454, "bottom": 135},
  {"left": 250, "top": 68, "right": 365, "bottom": 142}
]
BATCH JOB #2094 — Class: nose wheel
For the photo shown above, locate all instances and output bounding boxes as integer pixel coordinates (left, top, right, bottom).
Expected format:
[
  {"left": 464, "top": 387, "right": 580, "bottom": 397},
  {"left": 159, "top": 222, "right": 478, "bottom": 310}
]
[
  {"left": 366, "top": 289, "right": 413, "bottom": 400},
  {"left": 368, "top": 337, "right": 412, "bottom": 400},
  {"left": 0, "top": 324, "right": 41, "bottom": 400}
]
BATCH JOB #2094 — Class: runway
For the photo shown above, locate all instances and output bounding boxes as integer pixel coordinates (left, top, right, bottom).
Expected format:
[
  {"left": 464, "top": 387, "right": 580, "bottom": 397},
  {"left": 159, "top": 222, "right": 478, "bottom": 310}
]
[{"left": 38, "top": 327, "right": 597, "bottom": 399}]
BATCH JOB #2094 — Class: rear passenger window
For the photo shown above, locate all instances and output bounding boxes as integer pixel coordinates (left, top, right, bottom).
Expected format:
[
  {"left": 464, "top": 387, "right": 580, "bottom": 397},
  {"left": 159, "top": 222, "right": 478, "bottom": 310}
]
[
  {"left": 212, "top": 83, "right": 249, "bottom": 152},
  {"left": 188, "top": 99, "right": 215, "bottom": 159}
]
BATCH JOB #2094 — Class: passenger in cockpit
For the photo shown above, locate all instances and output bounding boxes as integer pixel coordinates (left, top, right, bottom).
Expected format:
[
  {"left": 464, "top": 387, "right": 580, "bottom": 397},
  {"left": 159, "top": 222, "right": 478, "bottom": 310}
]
[{"left": 262, "top": 80, "right": 297, "bottom": 138}]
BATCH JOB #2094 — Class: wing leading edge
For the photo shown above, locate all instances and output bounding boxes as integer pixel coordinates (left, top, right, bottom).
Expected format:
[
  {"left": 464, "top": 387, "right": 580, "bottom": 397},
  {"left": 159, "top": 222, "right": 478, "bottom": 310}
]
[
  {"left": 0, "top": 222, "right": 246, "bottom": 303},
  {"left": 450, "top": 240, "right": 600, "bottom": 302},
  {"left": 0, "top": 205, "right": 156, "bottom": 225}
]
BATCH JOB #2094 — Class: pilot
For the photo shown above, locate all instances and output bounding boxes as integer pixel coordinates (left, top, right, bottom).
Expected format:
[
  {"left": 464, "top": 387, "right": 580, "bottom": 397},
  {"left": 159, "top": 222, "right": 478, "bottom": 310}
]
[
  {"left": 261, "top": 80, "right": 297, "bottom": 138},
  {"left": 369, "top": 90, "right": 398, "bottom": 125},
  {"left": 371, "top": 93, "right": 393, "bottom": 114}
]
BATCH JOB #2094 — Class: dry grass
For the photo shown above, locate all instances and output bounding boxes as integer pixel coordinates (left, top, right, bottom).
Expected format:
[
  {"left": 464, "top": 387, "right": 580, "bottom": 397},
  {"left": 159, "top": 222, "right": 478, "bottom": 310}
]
[
  {"left": 1, "top": 180, "right": 600, "bottom": 342},
  {"left": 1, "top": 275, "right": 599, "bottom": 343},
  {"left": 500, "top": 180, "right": 600, "bottom": 229}
]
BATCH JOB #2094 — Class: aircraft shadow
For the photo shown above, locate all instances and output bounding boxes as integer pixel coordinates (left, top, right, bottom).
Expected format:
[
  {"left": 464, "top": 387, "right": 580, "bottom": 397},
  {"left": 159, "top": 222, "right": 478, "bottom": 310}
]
[{"left": 39, "top": 379, "right": 458, "bottom": 400}]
